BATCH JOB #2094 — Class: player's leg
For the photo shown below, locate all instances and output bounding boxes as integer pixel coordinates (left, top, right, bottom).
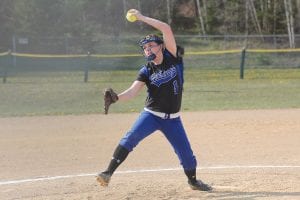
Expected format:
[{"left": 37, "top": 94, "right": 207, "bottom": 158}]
[
  {"left": 97, "top": 111, "right": 159, "bottom": 186},
  {"left": 160, "top": 117, "right": 212, "bottom": 191},
  {"left": 119, "top": 111, "right": 159, "bottom": 151},
  {"left": 96, "top": 144, "right": 129, "bottom": 186},
  {"left": 160, "top": 118, "right": 197, "bottom": 169}
]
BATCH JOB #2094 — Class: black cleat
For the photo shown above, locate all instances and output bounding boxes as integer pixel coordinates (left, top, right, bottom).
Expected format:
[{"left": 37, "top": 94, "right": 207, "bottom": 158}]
[
  {"left": 96, "top": 172, "right": 111, "bottom": 187},
  {"left": 188, "top": 179, "right": 213, "bottom": 191}
]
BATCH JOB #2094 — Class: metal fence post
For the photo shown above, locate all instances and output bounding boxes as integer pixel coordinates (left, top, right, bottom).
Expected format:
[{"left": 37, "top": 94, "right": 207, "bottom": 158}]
[
  {"left": 84, "top": 52, "right": 90, "bottom": 83},
  {"left": 2, "top": 50, "right": 11, "bottom": 83},
  {"left": 12, "top": 36, "right": 17, "bottom": 69},
  {"left": 240, "top": 47, "right": 246, "bottom": 79},
  {"left": 2, "top": 53, "right": 7, "bottom": 83},
  {"left": 3, "top": 71, "right": 6, "bottom": 83}
]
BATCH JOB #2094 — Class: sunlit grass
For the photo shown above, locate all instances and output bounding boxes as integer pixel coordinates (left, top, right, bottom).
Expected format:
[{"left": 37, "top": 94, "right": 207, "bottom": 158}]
[{"left": 0, "top": 69, "right": 299, "bottom": 117}]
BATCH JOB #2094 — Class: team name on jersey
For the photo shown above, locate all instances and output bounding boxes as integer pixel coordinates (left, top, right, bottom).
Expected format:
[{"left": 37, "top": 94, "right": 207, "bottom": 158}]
[{"left": 150, "top": 66, "right": 177, "bottom": 87}]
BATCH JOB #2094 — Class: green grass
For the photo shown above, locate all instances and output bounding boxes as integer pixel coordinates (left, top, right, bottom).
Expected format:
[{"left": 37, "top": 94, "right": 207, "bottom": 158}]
[{"left": 0, "top": 69, "right": 299, "bottom": 117}]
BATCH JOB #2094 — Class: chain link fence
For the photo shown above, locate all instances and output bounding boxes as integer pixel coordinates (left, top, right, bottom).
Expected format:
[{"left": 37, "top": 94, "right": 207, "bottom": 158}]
[{"left": 1, "top": 34, "right": 300, "bottom": 83}]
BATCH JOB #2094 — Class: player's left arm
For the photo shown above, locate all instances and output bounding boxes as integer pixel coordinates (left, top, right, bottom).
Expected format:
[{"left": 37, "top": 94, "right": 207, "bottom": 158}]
[
  {"left": 103, "top": 81, "right": 144, "bottom": 114},
  {"left": 132, "top": 10, "right": 177, "bottom": 57},
  {"left": 118, "top": 80, "right": 145, "bottom": 102}
]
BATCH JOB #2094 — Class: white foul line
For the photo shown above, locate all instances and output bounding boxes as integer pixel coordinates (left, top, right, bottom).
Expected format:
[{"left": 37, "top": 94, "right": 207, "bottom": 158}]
[{"left": 1, "top": 165, "right": 300, "bottom": 186}]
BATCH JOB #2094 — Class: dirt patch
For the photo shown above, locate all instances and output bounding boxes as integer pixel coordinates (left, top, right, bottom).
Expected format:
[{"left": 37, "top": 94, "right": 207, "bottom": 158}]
[{"left": 0, "top": 109, "right": 300, "bottom": 199}]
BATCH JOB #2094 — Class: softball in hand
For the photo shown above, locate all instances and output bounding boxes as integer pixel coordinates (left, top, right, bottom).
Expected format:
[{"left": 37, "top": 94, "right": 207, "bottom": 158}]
[{"left": 126, "top": 10, "right": 137, "bottom": 22}]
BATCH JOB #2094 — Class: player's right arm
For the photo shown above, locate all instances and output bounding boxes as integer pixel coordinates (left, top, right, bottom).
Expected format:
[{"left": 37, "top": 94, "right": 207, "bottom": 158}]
[
  {"left": 131, "top": 10, "right": 177, "bottom": 57},
  {"left": 117, "top": 80, "right": 145, "bottom": 102}
]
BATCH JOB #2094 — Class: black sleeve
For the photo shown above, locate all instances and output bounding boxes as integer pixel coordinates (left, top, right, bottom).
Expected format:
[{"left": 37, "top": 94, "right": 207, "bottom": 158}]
[
  {"left": 136, "top": 65, "right": 148, "bottom": 82},
  {"left": 177, "top": 45, "right": 184, "bottom": 58}
]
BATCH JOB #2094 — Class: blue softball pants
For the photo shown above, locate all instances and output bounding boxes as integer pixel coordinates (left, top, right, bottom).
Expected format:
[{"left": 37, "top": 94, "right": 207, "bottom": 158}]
[{"left": 119, "top": 111, "right": 197, "bottom": 170}]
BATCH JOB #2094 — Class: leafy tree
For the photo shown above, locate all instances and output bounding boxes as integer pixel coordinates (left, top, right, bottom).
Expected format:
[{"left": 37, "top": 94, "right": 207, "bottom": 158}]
[
  {"left": 0, "top": 0, "right": 299, "bottom": 52},
  {"left": 0, "top": 0, "right": 16, "bottom": 50}
]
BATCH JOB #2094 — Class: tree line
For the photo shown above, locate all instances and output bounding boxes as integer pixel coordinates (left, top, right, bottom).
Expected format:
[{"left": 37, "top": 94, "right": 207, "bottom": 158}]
[{"left": 0, "top": 0, "right": 299, "bottom": 51}]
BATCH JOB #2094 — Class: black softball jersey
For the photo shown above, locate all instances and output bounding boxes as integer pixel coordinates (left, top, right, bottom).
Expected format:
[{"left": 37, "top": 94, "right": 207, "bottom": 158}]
[{"left": 136, "top": 49, "right": 184, "bottom": 114}]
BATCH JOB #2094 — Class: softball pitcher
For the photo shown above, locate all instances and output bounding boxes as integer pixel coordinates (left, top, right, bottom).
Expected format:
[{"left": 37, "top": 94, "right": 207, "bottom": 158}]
[{"left": 97, "top": 9, "right": 212, "bottom": 191}]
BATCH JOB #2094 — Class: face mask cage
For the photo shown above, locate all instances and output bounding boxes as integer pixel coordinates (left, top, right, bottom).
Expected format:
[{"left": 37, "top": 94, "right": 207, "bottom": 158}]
[{"left": 145, "top": 53, "right": 156, "bottom": 61}]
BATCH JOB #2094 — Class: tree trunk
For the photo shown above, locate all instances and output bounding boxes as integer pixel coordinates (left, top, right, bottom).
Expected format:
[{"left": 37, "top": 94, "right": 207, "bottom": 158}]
[
  {"left": 283, "top": 0, "right": 292, "bottom": 47},
  {"left": 234, "top": 1, "right": 239, "bottom": 33},
  {"left": 262, "top": 0, "right": 271, "bottom": 33},
  {"left": 249, "top": 0, "right": 263, "bottom": 36},
  {"left": 202, "top": 0, "right": 208, "bottom": 30},
  {"left": 296, "top": 0, "right": 300, "bottom": 39},
  {"left": 273, "top": 0, "right": 277, "bottom": 35},
  {"left": 284, "top": 0, "right": 295, "bottom": 48},
  {"left": 123, "top": 0, "right": 127, "bottom": 26},
  {"left": 288, "top": 0, "right": 295, "bottom": 48},
  {"left": 138, "top": 0, "right": 141, "bottom": 11},
  {"left": 245, "top": 1, "right": 249, "bottom": 47},
  {"left": 166, "top": 0, "right": 172, "bottom": 25},
  {"left": 245, "top": 1, "right": 249, "bottom": 35},
  {"left": 195, "top": 0, "right": 206, "bottom": 35},
  {"left": 260, "top": 0, "right": 265, "bottom": 31},
  {"left": 289, "top": 0, "right": 296, "bottom": 48}
]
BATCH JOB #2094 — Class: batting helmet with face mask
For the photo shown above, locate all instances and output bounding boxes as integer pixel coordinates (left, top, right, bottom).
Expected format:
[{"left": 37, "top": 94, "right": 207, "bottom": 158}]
[{"left": 138, "top": 34, "right": 163, "bottom": 61}]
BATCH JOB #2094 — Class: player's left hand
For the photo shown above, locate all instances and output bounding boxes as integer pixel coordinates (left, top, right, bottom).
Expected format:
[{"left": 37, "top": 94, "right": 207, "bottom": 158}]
[{"left": 103, "top": 88, "right": 118, "bottom": 114}]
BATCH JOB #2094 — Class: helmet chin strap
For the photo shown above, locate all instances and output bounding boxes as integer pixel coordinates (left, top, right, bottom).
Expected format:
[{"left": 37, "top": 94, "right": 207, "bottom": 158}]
[{"left": 145, "top": 45, "right": 162, "bottom": 62}]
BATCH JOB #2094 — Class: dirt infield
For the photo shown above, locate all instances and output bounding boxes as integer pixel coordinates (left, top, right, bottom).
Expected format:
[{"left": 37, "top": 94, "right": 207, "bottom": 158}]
[{"left": 0, "top": 109, "right": 300, "bottom": 200}]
